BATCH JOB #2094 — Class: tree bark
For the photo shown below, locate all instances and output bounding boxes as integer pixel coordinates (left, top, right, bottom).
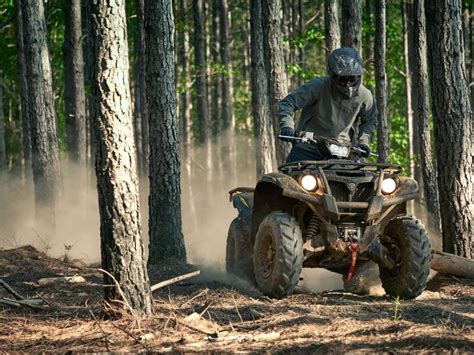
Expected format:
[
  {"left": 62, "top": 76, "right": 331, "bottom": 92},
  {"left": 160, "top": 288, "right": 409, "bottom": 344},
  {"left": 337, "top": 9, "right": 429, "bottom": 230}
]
[
  {"left": 21, "top": 0, "right": 61, "bottom": 233},
  {"left": 324, "top": 0, "right": 341, "bottom": 58},
  {"left": 145, "top": 0, "right": 187, "bottom": 263},
  {"left": 375, "top": 0, "right": 389, "bottom": 163},
  {"left": 210, "top": 0, "right": 221, "bottom": 137},
  {"left": 193, "top": 0, "right": 210, "bottom": 144},
  {"left": 91, "top": 0, "right": 153, "bottom": 315},
  {"left": 262, "top": 0, "right": 290, "bottom": 164},
  {"left": 430, "top": 249, "right": 474, "bottom": 278},
  {"left": 298, "top": 0, "right": 305, "bottom": 74},
  {"left": 63, "top": 0, "right": 86, "bottom": 165},
  {"left": 413, "top": 0, "right": 441, "bottom": 232},
  {"left": 341, "top": 0, "right": 362, "bottom": 52},
  {"left": 220, "top": 0, "right": 234, "bottom": 131},
  {"left": 426, "top": 0, "right": 474, "bottom": 258},
  {"left": 0, "top": 75, "right": 5, "bottom": 171},
  {"left": 14, "top": 0, "right": 31, "bottom": 177},
  {"left": 251, "top": 0, "right": 277, "bottom": 177}
]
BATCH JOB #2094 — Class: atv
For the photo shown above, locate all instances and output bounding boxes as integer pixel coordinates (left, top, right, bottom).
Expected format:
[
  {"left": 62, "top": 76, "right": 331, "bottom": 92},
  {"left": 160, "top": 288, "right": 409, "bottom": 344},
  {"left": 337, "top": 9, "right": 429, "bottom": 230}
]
[{"left": 226, "top": 132, "right": 431, "bottom": 300}]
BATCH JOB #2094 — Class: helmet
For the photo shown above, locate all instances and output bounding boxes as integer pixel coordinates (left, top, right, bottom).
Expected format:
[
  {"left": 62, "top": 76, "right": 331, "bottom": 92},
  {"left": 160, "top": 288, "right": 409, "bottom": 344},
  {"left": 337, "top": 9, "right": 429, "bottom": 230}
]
[{"left": 327, "top": 47, "right": 363, "bottom": 99}]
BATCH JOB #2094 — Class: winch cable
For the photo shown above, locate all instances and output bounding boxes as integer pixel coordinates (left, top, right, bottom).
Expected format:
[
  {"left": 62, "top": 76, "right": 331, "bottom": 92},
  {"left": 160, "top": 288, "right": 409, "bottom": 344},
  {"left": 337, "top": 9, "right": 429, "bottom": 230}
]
[{"left": 346, "top": 241, "right": 358, "bottom": 281}]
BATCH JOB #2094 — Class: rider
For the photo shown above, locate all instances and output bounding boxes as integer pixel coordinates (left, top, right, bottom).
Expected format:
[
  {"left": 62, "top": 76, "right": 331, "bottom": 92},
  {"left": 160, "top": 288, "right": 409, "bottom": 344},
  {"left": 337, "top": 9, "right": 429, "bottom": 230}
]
[{"left": 278, "top": 47, "right": 377, "bottom": 163}]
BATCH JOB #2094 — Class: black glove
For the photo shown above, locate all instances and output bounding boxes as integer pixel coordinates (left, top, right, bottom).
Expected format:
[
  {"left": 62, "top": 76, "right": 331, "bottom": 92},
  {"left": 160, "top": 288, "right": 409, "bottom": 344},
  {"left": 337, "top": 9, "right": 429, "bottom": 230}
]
[
  {"left": 357, "top": 143, "right": 371, "bottom": 158},
  {"left": 280, "top": 127, "right": 295, "bottom": 142}
]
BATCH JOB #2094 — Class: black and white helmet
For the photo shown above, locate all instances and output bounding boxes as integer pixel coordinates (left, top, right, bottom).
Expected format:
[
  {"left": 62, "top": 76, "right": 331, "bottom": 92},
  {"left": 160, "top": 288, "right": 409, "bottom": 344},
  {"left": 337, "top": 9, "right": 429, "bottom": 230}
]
[{"left": 327, "top": 47, "right": 363, "bottom": 99}]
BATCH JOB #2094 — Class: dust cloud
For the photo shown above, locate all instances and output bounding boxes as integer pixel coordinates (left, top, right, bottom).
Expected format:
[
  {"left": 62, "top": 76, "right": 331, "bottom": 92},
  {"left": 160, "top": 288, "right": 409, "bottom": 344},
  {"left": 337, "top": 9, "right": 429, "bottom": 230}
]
[{"left": 0, "top": 134, "right": 441, "bottom": 295}]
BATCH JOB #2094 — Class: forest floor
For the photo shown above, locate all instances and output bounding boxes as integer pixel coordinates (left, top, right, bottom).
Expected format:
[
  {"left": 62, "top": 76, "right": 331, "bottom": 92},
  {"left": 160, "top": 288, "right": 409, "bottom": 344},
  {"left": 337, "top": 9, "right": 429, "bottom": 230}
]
[{"left": 0, "top": 245, "right": 473, "bottom": 353}]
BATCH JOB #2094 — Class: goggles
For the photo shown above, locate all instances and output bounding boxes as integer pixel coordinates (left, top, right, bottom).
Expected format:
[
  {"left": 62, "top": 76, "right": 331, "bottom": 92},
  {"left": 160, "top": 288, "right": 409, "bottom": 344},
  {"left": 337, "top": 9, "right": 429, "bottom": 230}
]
[{"left": 333, "top": 75, "right": 361, "bottom": 87}]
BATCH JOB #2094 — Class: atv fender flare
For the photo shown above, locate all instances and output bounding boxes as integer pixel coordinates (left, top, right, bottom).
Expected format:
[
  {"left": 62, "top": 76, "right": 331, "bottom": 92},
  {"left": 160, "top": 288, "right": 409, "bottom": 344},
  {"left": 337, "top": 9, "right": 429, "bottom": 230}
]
[{"left": 250, "top": 173, "right": 305, "bottom": 244}]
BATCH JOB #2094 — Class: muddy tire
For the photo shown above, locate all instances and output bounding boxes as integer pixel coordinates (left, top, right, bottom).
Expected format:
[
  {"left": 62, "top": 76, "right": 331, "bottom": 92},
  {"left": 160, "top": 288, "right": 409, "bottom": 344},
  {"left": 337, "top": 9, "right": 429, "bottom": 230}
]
[
  {"left": 226, "top": 217, "right": 254, "bottom": 282},
  {"left": 379, "top": 216, "right": 431, "bottom": 300},
  {"left": 343, "top": 261, "right": 379, "bottom": 295},
  {"left": 253, "top": 211, "right": 303, "bottom": 299}
]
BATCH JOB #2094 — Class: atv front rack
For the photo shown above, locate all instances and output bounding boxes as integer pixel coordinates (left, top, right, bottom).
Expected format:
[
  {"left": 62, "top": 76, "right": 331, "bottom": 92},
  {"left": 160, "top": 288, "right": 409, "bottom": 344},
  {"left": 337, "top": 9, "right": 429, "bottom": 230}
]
[{"left": 279, "top": 160, "right": 403, "bottom": 175}]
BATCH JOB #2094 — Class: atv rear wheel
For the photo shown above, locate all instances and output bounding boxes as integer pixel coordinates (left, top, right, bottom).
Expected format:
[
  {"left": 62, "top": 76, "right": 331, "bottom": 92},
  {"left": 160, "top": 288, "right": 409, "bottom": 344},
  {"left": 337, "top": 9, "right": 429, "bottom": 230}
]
[
  {"left": 226, "top": 217, "right": 254, "bottom": 281},
  {"left": 379, "top": 216, "right": 431, "bottom": 300},
  {"left": 253, "top": 211, "right": 303, "bottom": 298}
]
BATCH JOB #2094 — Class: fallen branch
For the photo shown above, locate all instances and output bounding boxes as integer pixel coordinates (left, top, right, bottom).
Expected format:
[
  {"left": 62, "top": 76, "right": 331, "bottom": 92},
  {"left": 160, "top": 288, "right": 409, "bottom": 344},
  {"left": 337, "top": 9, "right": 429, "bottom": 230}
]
[
  {"left": 0, "top": 297, "right": 47, "bottom": 310},
  {"left": 430, "top": 249, "right": 474, "bottom": 279},
  {"left": 151, "top": 270, "right": 200, "bottom": 292},
  {"left": 0, "top": 279, "right": 25, "bottom": 300},
  {"left": 178, "top": 312, "right": 219, "bottom": 337}
]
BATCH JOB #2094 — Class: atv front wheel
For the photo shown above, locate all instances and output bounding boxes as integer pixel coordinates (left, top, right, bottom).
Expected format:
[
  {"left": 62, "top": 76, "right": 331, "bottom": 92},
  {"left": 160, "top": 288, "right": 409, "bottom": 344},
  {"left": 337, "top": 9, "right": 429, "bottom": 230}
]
[
  {"left": 226, "top": 217, "right": 254, "bottom": 281},
  {"left": 379, "top": 216, "right": 431, "bottom": 300},
  {"left": 253, "top": 211, "right": 303, "bottom": 298}
]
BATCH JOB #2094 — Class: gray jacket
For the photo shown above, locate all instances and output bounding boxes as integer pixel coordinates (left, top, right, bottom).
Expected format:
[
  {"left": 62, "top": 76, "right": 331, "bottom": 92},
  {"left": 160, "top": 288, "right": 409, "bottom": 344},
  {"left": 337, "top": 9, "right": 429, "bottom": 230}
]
[{"left": 278, "top": 76, "right": 377, "bottom": 148}]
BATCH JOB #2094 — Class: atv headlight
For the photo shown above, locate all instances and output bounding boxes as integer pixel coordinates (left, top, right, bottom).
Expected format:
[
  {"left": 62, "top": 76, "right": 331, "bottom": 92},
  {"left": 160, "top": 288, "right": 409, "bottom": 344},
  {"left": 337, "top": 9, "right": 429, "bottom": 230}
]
[
  {"left": 381, "top": 178, "right": 397, "bottom": 194},
  {"left": 300, "top": 174, "right": 318, "bottom": 191},
  {"left": 328, "top": 144, "right": 350, "bottom": 158}
]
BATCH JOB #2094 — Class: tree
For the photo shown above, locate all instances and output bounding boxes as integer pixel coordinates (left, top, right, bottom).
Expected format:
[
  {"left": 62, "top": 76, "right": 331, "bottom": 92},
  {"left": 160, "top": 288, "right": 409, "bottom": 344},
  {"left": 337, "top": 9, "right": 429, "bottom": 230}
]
[
  {"left": 193, "top": 0, "right": 210, "bottom": 144},
  {"left": 145, "top": 0, "right": 187, "bottom": 263},
  {"left": 14, "top": 0, "right": 31, "bottom": 171},
  {"left": 341, "top": 0, "right": 362, "bottom": 52},
  {"left": 324, "top": 0, "right": 341, "bottom": 58},
  {"left": 63, "top": 0, "right": 86, "bottom": 165},
  {"left": 412, "top": 0, "right": 441, "bottom": 232},
  {"left": 375, "top": 0, "right": 388, "bottom": 162},
  {"left": 262, "top": 0, "right": 289, "bottom": 164},
  {"left": 0, "top": 74, "right": 5, "bottom": 171},
  {"left": 91, "top": 0, "right": 153, "bottom": 315},
  {"left": 219, "top": 0, "right": 234, "bottom": 131},
  {"left": 426, "top": 0, "right": 473, "bottom": 258},
  {"left": 251, "top": 0, "right": 277, "bottom": 177},
  {"left": 20, "top": 0, "right": 61, "bottom": 231}
]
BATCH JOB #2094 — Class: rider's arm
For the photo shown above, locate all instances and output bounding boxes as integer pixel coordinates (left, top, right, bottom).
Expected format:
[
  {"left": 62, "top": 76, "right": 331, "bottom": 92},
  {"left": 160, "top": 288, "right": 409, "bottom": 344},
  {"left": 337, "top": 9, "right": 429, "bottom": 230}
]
[
  {"left": 357, "top": 90, "right": 378, "bottom": 145},
  {"left": 277, "top": 78, "right": 323, "bottom": 129}
]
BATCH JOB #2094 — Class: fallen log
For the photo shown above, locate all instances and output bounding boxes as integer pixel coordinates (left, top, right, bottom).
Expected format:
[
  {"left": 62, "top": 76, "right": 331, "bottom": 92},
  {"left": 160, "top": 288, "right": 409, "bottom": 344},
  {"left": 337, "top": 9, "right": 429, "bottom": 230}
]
[{"left": 431, "top": 249, "right": 474, "bottom": 279}]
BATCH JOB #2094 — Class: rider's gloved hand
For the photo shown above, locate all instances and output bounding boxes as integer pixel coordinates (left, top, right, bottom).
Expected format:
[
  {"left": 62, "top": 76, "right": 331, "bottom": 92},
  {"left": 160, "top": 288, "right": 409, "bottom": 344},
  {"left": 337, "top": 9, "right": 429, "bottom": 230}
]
[
  {"left": 280, "top": 127, "right": 295, "bottom": 141},
  {"left": 357, "top": 143, "right": 371, "bottom": 158}
]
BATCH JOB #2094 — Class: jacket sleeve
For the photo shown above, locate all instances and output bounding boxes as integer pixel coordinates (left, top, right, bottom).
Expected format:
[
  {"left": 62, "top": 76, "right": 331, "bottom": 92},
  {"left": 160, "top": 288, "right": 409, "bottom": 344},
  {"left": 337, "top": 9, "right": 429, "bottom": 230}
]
[
  {"left": 357, "top": 90, "right": 378, "bottom": 146},
  {"left": 277, "top": 78, "right": 322, "bottom": 129}
]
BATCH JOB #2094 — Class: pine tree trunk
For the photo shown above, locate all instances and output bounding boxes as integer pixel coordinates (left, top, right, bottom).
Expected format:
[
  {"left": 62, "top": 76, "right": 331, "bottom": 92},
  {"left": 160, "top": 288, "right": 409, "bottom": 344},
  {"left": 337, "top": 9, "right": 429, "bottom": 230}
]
[
  {"left": 193, "top": 0, "right": 210, "bottom": 144},
  {"left": 0, "top": 75, "right": 5, "bottom": 171},
  {"left": 251, "top": 0, "right": 277, "bottom": 177},
  {"left": 21, "top": 0, "right": 61, "bottom": 233},
  {"left": 262, "top": 0, "right": 290, "bottom": 164},
  {"left": 413, "top": 0, "right": 441, "bottom": 233},
  {"left": 220, "top": 0, "right": 234, "bottom": 131},
  {"left": 145, "top": 0, "right": 187, "bottom": 263},
  {"left": 14, "top": 0, "right": 31, "bottom": 176},
  {"left": 402, "top": 2, "right": 415, "bottom": 184},
  {"left": 426, "top": 0, "right": 474, "bottom": 258},
  {"left": 63, "top": 0, "right": 86, "bottom": 165},
  {"left": 298, "top": 0, "right": 305, "bottom": 74},
  {"left": 341, "top": 0, "right": 362, "bottom": 52},
  {"left": 211, "top": 0, "right": 221, "bottom": 137},
  {"left": 136, "top": 0, "right": 148, "bottom": 176},
  {"left": 375, "top": 0, "right": 389, "bottom": 163},
  {"left": 324, "top": 0, "right": 341, "bottom": 58},
  {"left": 91, "top": 0, "right": 153, "bottom": 315}
]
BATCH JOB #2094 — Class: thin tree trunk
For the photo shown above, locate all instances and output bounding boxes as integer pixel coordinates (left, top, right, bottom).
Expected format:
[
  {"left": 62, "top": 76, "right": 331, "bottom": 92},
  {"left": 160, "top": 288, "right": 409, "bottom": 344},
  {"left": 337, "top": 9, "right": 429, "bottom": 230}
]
[
  {"left": 262, "top": 0, "right": 290, "bottom": 165},
  {"left": 193, "top": 0, "right": 210, "bottom": 144},
  {"left": 402, "top": 2, "right": 415, "bottom": 181},
  {"left": 251, "top": 0, "right": 277, "bottom": 177},
  {"left": 0, "top": 75, "right": 5, "bottom": 171},
  {"left": 364, "top": 0, "right": 374, "bottom": 75},
  {"left": 91, "top": 0, "right": 153, "bottom": 315},
  {"left": 375, "top": 0, "right": 389, "bottom": 163},
  {"left": 211, "top": 0, "right": 221, "bottom": 137},
  {"left": 137, "top": 0, "right": 148, "bottom": 177},
  {"left": 14, "top": 0, "right": 31, "bottom": 178},
  {"left": 298, "top": 0, "right": 305, "bottom": 73},
  {"left": 325, "top": 0, "right": 341, "bottom": 59},
  {"left": 413, "top": 0, "right": 441, "bottom": 233},
  {"left": 426, "top": 0, "right": 474, "bottom": 258},
  {"left": 145, "top": 0, "right": 187, "bottom": 263},
  {"left": 21, "top": 0, "right": 61, "bottom": 233},
  {"left": 63, "top": 0, "right": 86, "bottom": 165},
  {"left": 341, "top": 0, "right": 362, "bottom": 52}
]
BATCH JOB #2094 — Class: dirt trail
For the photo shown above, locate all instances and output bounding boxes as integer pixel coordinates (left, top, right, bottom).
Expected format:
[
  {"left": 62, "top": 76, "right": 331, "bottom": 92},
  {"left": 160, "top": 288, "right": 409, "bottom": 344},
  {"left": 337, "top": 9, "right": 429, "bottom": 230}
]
[{"left": 0, "top": 246, "right": 473, "bottom": 352}]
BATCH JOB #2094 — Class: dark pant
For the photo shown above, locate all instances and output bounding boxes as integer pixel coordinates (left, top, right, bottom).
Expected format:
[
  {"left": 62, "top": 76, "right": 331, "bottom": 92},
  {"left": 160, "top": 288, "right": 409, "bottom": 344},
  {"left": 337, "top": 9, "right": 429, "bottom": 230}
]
[{"left": 286, "top": 145, "right": 325, "bottom": 163}]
